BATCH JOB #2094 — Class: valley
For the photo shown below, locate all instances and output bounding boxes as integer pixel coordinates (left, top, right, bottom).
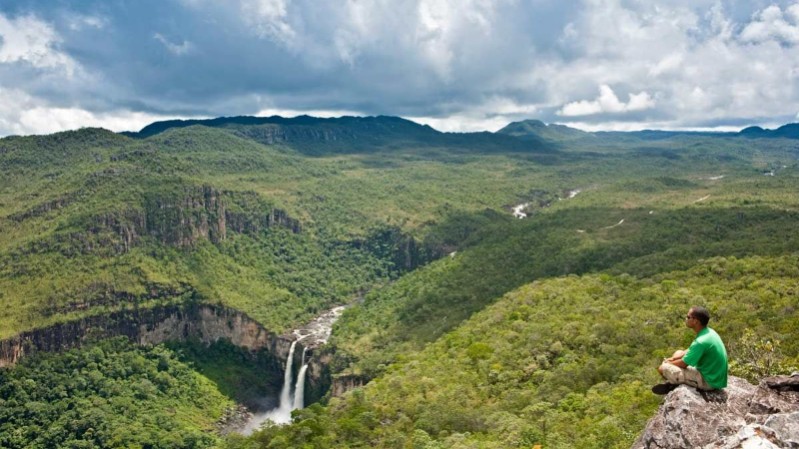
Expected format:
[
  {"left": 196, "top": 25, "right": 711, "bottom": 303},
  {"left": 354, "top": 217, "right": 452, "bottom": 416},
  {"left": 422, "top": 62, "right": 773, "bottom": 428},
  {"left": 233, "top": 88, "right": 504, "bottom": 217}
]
[{"left": 0, "top": 117, "right": 797, "bottom": 448}]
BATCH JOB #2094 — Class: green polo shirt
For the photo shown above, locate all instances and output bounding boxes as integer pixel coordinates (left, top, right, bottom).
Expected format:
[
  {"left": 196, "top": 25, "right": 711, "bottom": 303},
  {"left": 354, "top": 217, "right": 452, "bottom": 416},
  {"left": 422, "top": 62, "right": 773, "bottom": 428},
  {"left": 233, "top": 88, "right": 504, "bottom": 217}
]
[{"left": 683, "top": 327, "right": 728, "bottom": 389}]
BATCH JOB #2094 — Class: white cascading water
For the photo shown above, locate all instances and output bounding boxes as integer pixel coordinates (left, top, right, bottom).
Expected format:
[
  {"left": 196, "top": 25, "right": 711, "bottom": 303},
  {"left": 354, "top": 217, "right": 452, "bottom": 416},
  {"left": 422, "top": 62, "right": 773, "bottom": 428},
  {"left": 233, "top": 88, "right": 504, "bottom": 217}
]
[
  {"left": 293, "top": 347, "right": 309, "bottom": 410},
  {"left": 239, "top": 306, "right": 347, "bottom": 435},
  {"left": 248, "top": 339, "right": 301, "bottom": 429},
  {"left": 277, "top": 340, "right": 298, "bottom": 414}
]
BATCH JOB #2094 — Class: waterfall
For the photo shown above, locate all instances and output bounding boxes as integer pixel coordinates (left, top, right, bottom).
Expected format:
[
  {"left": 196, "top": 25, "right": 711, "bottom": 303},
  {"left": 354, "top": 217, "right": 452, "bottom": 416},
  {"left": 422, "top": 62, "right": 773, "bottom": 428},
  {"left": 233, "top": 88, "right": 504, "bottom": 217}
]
[
  {"left": 278, "top": 340, "right": 298, "bottom": 412},
  {"left": 293, "top": 364, "right": 309, "bottom": 410},
  {"left": 255, "top": 339, "right": 300, "bottom": 426},
  {"left": 292, "top": 347, "right": 309, "bottom": 410},
  {"left": 239, "top": 305, "right": 348, "bottom": 435}
]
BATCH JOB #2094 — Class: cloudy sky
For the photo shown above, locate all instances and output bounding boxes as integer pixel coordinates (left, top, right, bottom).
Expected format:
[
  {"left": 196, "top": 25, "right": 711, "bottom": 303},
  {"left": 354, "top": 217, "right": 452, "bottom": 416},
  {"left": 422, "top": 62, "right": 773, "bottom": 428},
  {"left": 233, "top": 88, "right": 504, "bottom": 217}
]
[{"left": 1, "top": 0, "right": 799, "bottom": 136}]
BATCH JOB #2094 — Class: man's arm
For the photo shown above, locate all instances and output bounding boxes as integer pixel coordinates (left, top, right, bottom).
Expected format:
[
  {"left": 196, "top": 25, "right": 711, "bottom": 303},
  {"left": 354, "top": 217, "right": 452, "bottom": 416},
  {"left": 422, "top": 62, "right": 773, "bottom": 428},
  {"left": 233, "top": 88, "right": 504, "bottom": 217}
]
[
  {"left": 664, "top": 349, "right": 688, "bottom": 368},
  {"left": 668, "top": 358, "right": 688, "bottom": 369},
  {"left": 666, "top": 349, "right": 687, "bottom": 362}
]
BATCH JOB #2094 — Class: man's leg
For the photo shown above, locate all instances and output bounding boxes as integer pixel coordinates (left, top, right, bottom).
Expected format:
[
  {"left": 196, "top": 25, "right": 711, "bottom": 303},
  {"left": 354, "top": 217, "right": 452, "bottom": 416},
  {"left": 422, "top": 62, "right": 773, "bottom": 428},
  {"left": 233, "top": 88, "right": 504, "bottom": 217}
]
[
  {"left": 658, "top": 362, "right": 685, "bottom": 385},
  {"left": 652, "top": 361, "right": 681, "bottom": 394},
  {"left": 682, "top": 366, "right": 712, "bottom": 390},
  {"left": 656, "top": 362, "right": 712, "bottom": 391}
]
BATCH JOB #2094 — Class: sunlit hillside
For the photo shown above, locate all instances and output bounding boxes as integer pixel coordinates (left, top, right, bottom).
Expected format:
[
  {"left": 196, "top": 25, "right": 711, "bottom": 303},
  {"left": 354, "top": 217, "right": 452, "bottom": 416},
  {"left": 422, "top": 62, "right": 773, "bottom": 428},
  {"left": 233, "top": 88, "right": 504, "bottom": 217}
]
[{"left": 1, "top": 118, "right": 797, "bottom": 448}]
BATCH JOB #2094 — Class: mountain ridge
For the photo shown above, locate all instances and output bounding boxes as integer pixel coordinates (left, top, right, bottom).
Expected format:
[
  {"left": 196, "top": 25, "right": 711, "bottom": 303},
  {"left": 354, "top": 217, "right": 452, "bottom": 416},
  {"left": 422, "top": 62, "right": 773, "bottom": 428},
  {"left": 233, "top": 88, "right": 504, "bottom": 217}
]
[
  {"left": 739, "top": 122, "right": 799, "bottom": 138},
  {"left": 123, "top": 115, "right": 433, "bottom": 139},
  {"left": 121, "top": 114, "right": 553, "bottom": 155},
  {"left": 497, "top": 118, "right": 799, "bottom": 142},
  {"left": 496, "top": 119, "right": 592, "bottom": 143}
]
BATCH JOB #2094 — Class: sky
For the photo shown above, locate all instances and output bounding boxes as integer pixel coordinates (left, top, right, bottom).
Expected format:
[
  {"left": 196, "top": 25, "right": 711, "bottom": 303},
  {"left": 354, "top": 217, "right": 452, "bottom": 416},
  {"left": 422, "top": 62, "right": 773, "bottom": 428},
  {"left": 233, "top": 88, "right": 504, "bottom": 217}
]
[{"left": 1, "top": 0, "right": 799, "bottom": 136}]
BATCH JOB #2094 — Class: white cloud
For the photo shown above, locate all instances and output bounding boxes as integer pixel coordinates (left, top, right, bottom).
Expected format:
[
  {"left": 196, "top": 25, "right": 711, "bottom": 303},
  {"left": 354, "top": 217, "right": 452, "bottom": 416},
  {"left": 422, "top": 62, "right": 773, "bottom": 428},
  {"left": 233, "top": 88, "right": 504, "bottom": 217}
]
[
  {"left": 413, "top": 0, "right": 501, "bottom": 81},
  {"left": 7, "top": 1, "right": 799, "bottom": 136},
  {"left": 408, "top": 114, "right": 511, "bottom": 133},
  {"left": 558, "top": 85, "right": 655, "bottom": 117},
  {"left": 0, "top": 13, "right": 76, "bottom": 73},
  {"left": 739, "top": 4, "right": 799, "bottom": 44},
  {"left": 518, "top": 1, "right": 799, "bottom": 129},
  {"left": 66, "top": 14, "right": 107, "bottom": 31},
  {"left": 562, "top": 119, "right": 743, "bottom": 133},
  {"left": 153, "top": 33, "right": 193, "bottom": 56},
  {"left": 482, "top": 97, "right": 537, "bottom": 116},
  {"left": 408, "top": 96, "right": 537, "bottom": 132},
  {"left": 19, "top": 108, "right": 170, "bottom": 135},
  {"left": 186, "top": 0, "right": 510, "bottom": 78},
  {"left": 649, "top": 52, "right": 684, "bottom": 77},
  {"left": 240, "top": 0, "right": 296, "bottom": 45},
  {"left": 255, "top": 106, "right": 360, "bottom": 118},
  {"left": 0, "top": 87, "right": 172, "bottom": 136}
]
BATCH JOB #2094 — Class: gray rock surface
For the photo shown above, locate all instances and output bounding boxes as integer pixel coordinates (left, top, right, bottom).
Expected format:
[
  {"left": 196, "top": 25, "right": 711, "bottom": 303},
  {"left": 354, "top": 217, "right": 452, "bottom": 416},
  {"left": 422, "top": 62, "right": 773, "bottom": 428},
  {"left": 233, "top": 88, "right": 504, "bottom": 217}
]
[{"left": 632, "top": 375, "right": 799, "bottom": 449}]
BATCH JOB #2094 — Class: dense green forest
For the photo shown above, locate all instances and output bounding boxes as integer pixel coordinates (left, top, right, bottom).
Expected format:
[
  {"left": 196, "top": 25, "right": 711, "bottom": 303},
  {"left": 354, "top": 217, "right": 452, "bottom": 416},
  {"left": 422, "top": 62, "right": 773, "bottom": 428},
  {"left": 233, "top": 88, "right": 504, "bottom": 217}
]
[
  {"left": 245, "top": 255, "right": 798, "bottom": 448},
  {"left": 1, "top": 116, "right": 797, "bottom": 448},
  {"left": 0, "top": 338, "right": 229, "bottom": 448}
]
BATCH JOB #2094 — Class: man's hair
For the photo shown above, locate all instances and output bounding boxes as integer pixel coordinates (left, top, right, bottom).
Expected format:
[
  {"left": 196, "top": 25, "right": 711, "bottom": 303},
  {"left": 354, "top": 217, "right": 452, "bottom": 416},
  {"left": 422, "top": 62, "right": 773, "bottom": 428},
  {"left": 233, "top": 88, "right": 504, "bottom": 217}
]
[{"left": 690, "top": 306, "right": 710, "bottom": 326}]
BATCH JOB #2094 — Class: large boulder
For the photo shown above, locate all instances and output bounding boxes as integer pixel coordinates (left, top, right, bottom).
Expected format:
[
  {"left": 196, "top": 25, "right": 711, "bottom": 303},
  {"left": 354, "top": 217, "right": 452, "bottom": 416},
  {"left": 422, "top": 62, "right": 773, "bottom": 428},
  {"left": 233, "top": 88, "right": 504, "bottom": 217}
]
[{"left": 633, "top": 375, "right": 799, "bottom": 448}]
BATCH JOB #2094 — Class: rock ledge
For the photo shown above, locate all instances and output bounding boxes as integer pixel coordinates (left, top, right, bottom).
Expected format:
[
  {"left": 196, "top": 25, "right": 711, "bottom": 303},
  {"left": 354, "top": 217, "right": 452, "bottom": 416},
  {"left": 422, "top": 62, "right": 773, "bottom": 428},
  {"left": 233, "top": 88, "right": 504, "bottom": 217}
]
[{"left": 633, "top": 375, "right": 799, "bottom": 448}]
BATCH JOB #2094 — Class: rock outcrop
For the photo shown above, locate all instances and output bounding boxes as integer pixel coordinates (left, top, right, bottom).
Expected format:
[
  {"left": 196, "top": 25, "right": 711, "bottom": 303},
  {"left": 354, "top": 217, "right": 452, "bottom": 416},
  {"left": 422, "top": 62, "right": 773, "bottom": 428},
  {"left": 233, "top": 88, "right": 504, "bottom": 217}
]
[
  {"left": 135, "top": 186, "right": 301, "bottom": 248},
  {"left": 331, "top": 373, "right": 369, "bottom": 397},
  {"left": 633, "top": 375, "right": 799, "bottom": 449},
  {"left": 356, "top": 225, "right": 427, "bottom": 272},
  {"left": 0, "top": 304, "right": 286, "bottom": 367},
  {"left": 0, "top": 303, "right": 333, "bottom": 406},
  {"left": 11, "top": 186, "right": 302, "bottom": 257}
]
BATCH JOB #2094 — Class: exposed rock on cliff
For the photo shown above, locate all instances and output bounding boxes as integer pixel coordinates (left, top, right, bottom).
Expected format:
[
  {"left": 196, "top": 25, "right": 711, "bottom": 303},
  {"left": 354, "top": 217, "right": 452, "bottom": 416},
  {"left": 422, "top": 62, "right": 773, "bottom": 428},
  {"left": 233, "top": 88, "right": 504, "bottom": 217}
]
[
  {"left": 633, "top": 375, "right": 799, "bottom": 449},
  {"left": 356, "top": 225, "right": 427, "bottom": 273},
  {"left": 331, "top": 373, "right": 368, "bottom": 397},
  {"left": 0, "top": 304, "right": 284, "bottom": 367},
  {"left": 0, "top": 303, "right": 333, "bottom": 406},
  {"left": 8, "top": 194, "right": 77, "bottom": 222},
  {"left": 42, "top": 282, "right": 194, "bottom": 317},
  {"left": 12, "top": 186, "right": 301, "bottom": 257},
  {"left": 142, "top": 185, "right": 228, "bottom": 247}
]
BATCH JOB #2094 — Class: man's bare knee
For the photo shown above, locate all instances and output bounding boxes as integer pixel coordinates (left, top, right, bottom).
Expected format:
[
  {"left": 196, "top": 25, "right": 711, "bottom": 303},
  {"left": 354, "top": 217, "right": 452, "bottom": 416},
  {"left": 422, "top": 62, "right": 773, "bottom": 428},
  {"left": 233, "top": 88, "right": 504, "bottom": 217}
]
[{"left": 672, "top": 349, "right": 686, "bottom": 359}]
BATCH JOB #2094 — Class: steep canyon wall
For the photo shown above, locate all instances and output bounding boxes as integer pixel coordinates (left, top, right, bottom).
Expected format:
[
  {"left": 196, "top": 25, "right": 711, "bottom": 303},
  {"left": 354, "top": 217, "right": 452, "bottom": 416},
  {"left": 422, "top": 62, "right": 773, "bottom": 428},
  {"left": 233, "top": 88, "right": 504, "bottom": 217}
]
[{"left": 0, "top": 304, "right": 329, "bottom": 405}]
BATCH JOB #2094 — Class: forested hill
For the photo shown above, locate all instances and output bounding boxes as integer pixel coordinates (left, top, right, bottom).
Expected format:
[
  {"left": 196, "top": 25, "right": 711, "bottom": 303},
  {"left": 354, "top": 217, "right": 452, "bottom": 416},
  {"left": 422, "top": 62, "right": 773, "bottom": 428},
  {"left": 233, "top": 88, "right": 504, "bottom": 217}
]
[
  {"left": 739, "top": 123, "right": 799, "bottom": 139},
  {"left": 123, "top": 115, "right": 551, "bottom": 155},
  {"left": 499, "top": 118, "right": 799, "bottom": 144},
  {"left": 1, "top": 116, "right": 798, "bottom": 448},
  {"left": 124, "top": 115, "right": 437, "bottom": 139},
  {"left": 496, "top": 119, "right": 592, "bottom": 143}
]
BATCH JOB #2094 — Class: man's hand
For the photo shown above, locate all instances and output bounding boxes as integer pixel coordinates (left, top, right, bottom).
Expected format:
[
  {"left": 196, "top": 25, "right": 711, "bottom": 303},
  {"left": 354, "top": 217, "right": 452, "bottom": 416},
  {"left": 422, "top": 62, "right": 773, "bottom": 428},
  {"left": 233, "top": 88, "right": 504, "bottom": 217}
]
[
  {"left": 665, "top": 349, "right": 687, "bottom": 362},
  {"left": 661, "top": 349, "right": 688, "bottom": 369},
  {"left": 668, "top": 359, "right": 688, "bottom": 369}
]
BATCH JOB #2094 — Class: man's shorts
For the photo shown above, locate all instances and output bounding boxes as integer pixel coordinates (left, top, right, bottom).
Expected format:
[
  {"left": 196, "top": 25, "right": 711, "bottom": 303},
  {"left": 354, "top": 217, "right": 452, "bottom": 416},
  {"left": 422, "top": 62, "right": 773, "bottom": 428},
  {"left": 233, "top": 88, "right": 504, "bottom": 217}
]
[{"left": 659, "top": 362, "right": 712, "bottom": 390}]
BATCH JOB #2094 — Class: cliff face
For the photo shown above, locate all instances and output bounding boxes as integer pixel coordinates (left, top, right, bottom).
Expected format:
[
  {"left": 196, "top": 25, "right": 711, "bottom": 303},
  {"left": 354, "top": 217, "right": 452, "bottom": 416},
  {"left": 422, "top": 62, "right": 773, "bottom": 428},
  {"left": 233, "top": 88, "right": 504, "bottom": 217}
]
[
  {"left": 12, "top": 186, "right": 301, "bottom": 257},
  {"left": 0, "top": 304, "right": 277, "bottom": 366},
  {"left": 141, "top": 187, "right": 300, "bottom": 247},
  {"left": 633, "top": 375, "right": 799, "bottom": 449},
  {"left": 305, "top": 350, "right": 334, "bottom": 404},
  {"left": 8, "top": 194, "right": 77, "bottom": 222},
  {"left": 0, "top": 303, "right": 331, "bottom": 405},
  {"left": 135, "top": 186, "right": 301, "bottom": 249},
  {"left": 330, "top": 373, "right": 368, "bottom": 397},
  {"left": 142, "top": 185, "right": 228, "bottom": 247},
  {"left": 357, "top": 225, "right": 427, "bottom": 272},
  {"left": 232, "top": 124, "right": 357, "bottom": 146}
]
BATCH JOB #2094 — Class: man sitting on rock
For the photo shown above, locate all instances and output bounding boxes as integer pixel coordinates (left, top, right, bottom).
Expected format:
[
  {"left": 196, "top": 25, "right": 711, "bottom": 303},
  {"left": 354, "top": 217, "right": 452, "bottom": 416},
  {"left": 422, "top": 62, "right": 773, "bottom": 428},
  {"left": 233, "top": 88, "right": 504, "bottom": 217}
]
[{"left": 652, "top": 306, "right": 728, "bottom": 394}]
